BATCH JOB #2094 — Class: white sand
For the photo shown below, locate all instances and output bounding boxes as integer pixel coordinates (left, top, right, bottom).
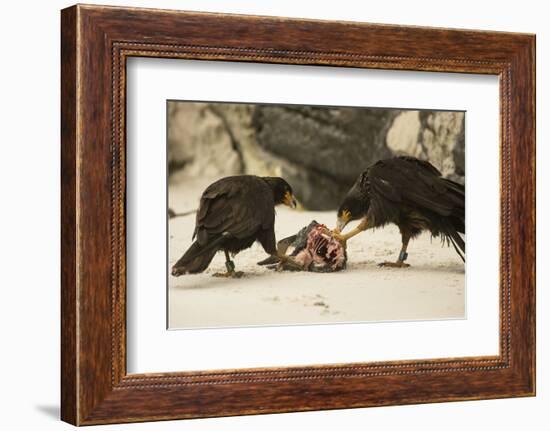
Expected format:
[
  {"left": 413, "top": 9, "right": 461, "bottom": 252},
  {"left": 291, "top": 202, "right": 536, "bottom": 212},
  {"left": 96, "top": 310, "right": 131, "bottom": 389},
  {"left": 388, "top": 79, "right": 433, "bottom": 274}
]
[{"left": 168, "top": 180, "right": 465, "bottom": 329}]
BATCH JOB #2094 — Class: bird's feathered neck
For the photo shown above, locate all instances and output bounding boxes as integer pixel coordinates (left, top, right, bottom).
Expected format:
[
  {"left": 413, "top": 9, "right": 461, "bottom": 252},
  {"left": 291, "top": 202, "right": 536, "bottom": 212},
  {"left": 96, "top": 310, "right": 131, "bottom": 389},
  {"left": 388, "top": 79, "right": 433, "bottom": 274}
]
[{"left": 262, "top": 176, "right": 291, "bottom": 204}]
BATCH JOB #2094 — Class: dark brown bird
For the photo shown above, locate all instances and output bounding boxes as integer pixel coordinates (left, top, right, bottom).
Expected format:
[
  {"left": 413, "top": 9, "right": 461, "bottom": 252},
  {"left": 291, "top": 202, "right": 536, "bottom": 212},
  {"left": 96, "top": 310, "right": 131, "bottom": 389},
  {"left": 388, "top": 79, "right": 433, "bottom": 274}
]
[
  {"left": 333, "top": 156, "right": 465, "bottom": 267},
  {"left": 171, "top": 175, "right": 298, "bottom": 277}
]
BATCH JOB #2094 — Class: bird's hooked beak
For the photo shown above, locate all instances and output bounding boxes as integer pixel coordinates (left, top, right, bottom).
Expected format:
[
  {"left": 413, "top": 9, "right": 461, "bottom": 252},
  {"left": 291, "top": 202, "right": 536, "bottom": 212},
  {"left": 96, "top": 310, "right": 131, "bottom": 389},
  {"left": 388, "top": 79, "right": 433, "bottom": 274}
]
[
  {"left": 283, "top": 191, "right": 298, "bottom": 209},
  {"left": 335, "top": 210, "right": 351, "bottom": 233}
]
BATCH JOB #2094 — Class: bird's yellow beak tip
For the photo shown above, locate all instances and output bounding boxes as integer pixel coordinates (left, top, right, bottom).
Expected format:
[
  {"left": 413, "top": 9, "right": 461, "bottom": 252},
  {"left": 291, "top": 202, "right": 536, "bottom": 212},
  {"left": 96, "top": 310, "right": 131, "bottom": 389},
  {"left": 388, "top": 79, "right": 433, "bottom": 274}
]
[
  {"left": 336, "top": 211, "right": 351, "bottom": 232},
  {"left": 284, "top": 191, "right": 298, "bottom": 209}
]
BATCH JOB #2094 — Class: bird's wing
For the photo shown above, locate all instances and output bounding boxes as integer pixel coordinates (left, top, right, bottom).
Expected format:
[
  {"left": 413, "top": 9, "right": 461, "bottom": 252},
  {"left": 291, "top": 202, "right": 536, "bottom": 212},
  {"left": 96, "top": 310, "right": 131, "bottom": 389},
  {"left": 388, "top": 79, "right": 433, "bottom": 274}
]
[
  {"left": 367, "top": 157, "right": 462, "bottom": 221},
  {"left": 194, "top": 177, "right": 274, "bottom": 244}
]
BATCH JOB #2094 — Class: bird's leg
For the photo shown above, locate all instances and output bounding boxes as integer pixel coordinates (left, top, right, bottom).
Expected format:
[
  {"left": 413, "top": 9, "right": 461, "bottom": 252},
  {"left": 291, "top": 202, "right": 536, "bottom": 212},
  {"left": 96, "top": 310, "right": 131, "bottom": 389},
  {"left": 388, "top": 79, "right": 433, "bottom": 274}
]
[
  {"left": 379, "top": 233, "right": 411, "bottom": 268},
  {"left": 213, "top": 250, "right": 244, "bottom": 278},
  {"left": 333, "top": 218, "right": 369, "bottom": 245}
]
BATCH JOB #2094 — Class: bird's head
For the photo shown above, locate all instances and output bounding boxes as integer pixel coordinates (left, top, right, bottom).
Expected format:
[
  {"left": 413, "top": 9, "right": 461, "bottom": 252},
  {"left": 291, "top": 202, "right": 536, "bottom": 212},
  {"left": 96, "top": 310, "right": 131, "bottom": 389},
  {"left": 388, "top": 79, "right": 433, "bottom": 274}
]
[
  {"left": 335, "top": 195, "right": 366, "bottom": 233},
  {"left": 263, "top": 177, "right": 298, "bottom": 209}
]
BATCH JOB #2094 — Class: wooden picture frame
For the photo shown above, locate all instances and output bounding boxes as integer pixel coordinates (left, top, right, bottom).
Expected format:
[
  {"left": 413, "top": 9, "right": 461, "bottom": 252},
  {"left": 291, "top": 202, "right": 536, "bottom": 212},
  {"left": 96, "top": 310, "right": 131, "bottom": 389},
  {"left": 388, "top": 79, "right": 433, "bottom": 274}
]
[{"left": 61, "top": 4, "right": 535, "bottom": 425}]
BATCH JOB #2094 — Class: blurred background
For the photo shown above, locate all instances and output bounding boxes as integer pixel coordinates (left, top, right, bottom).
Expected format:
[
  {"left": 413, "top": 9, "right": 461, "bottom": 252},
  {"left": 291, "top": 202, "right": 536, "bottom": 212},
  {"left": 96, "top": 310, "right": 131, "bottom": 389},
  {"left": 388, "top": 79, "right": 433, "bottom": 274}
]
[{"left": 168, "top": 101, "right": 465, "bottom": 210}]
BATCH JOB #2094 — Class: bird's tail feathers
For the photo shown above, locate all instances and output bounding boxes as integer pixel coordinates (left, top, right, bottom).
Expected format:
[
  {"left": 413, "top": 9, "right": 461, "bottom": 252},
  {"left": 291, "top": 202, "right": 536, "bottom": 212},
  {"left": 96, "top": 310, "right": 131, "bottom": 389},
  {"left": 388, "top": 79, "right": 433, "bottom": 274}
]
[
  {"left": 448, "top": 230, "right": 465, "bottom": 262},
  {"left": 441, "top": 178, "right": 465, "bottom": 234},
  {"left": 172, "top": 235, "right": 226, "bottom": 275},
  {"left": 442, "top": 221, "right": 465, "bottom": 263}
]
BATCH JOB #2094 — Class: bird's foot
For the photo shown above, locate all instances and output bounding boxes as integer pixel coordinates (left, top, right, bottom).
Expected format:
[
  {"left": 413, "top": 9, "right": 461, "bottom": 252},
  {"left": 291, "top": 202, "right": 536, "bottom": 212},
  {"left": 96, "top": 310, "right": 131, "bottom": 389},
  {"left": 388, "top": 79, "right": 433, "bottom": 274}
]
[
  {"left": 331, "top": 232, "right": 348, "bottom": 247},
  {"left": 212, "top": 270, "right": 244, "bottom": 278},
  {"left": 378, "top": 261, "right": 410, "bottom": 268},
  {"left": 212, "top": 260, "right": 243, "bottom": 277}
]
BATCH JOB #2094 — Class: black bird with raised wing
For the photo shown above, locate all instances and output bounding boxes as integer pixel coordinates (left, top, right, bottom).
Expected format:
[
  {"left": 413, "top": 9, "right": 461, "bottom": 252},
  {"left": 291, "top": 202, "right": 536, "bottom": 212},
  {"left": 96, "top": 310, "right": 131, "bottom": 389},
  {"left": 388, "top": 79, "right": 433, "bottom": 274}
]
[
  {"left": 333, "top": 156, "right": 465, "bottom": 267},
  {"left": 171, "top": 175, "right": 298, "bottom": 277}
]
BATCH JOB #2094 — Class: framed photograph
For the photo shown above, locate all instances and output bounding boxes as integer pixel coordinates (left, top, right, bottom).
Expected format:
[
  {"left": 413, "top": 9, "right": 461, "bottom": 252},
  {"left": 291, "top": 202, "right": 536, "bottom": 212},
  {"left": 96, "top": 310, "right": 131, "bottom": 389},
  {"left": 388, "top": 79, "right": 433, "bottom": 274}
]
[{"left": 61, "top": 4, "right": 535, "bottom": 425}]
